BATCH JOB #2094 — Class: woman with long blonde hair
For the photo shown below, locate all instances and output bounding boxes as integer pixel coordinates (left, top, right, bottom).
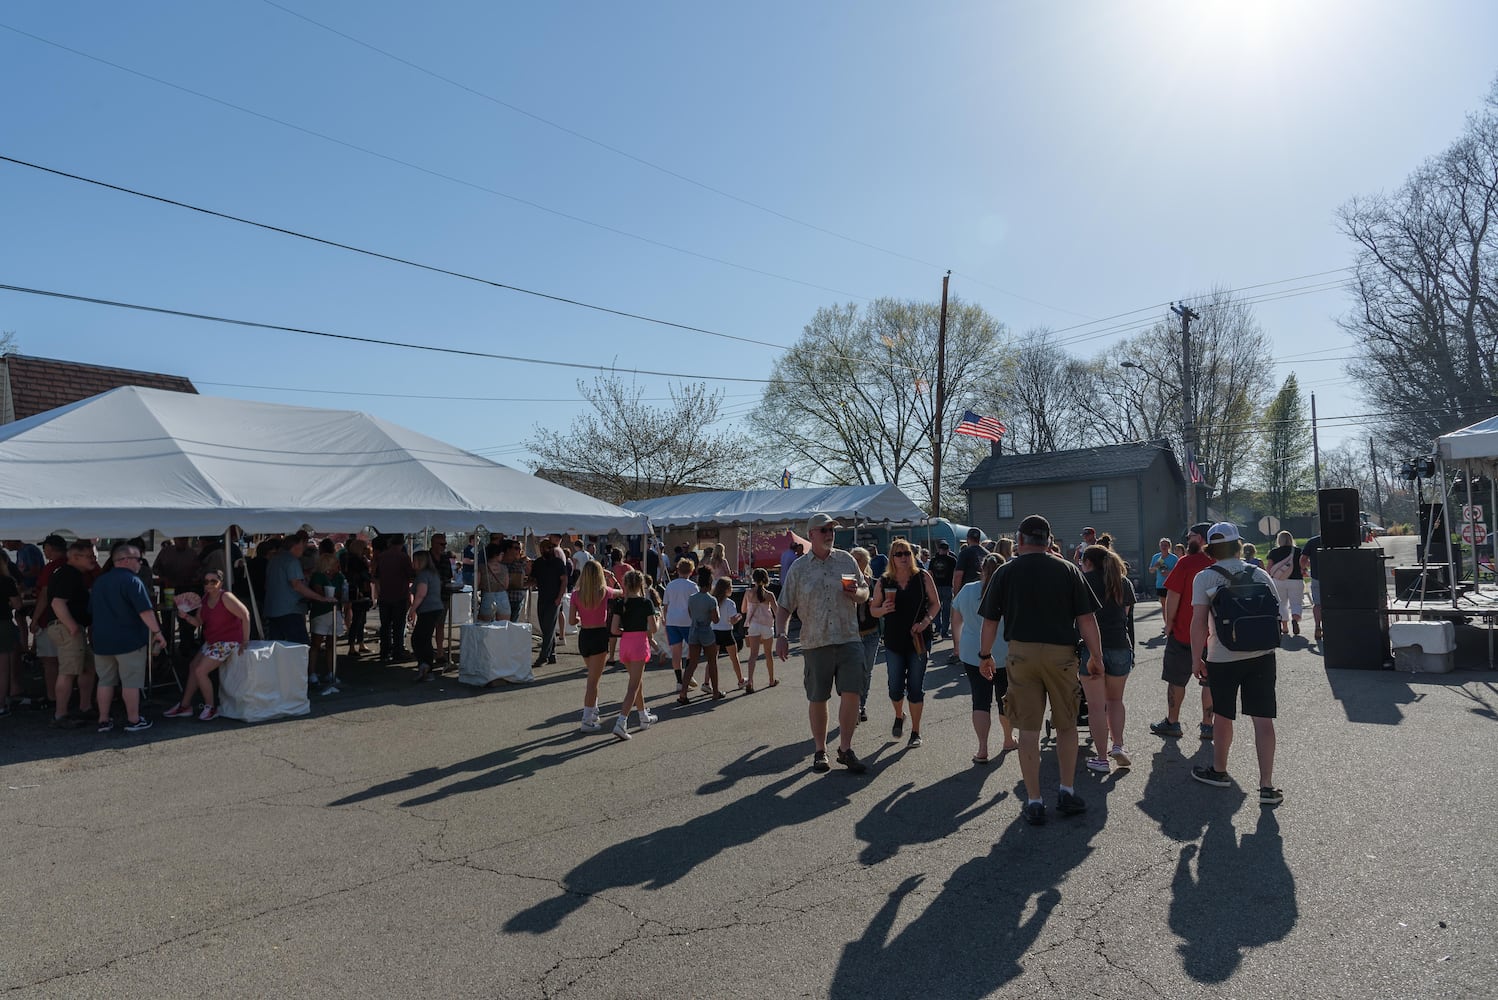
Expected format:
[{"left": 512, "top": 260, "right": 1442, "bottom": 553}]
[
  {"left": 870, "top": 537, "right": 940, "bottom": 748},
  {"left": 1078, "top": 544, "right": 1136, "bottom": 773},
  {"left": 570, "top": 560, "right": 635, "bottom": 732}
]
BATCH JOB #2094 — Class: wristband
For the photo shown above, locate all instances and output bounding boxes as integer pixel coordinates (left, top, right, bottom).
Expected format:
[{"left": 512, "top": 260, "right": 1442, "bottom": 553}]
[{"left": 979, "top": 652, "right": 993, "bottom": 661}]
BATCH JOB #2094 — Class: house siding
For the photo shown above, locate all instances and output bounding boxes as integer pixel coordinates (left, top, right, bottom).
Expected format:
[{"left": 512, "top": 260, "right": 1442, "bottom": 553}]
[{"left": 966, "top": 452, "right": 1185, "bottom": 584}]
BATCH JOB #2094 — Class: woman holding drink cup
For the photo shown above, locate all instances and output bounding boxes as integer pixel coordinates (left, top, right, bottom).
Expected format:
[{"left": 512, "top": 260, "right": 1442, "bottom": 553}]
[
  {"left": 308, "top": 551, "right": 350, "bottom": 693},
  {"left": 870, "top": 537, "right": 939, "bottom": 748}
]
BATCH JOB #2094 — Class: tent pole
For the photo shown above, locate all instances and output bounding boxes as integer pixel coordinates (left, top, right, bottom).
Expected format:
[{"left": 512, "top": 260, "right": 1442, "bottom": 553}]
[
  {"left": 1469, "top": 462, "right": 1479, "bottom": 596},
  {"left": 1441, "top": 462, "right": 1457, "bottom": 609},
  {"left": 224, "top": 528, "right": 233, "bottom": 594}
]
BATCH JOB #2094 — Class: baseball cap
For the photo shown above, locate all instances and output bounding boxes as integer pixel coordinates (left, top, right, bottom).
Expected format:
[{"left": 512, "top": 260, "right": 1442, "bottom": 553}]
[
  {"left": 807, "top": 512, "right": 841, "bottom": 531},
  {"left": 937, "top": 540, "right": 950, "bottom": 550},
  {"left": 1019, "top": 514, "right": 1051, "bottom": 540},
  {"left": 1206, "top": 522, "right": 1241, "bottom": 544},
  {"left": 1083, "top": 526, "right": 1096, "bottom": 535},
  {"left": 1188, "top": 522, "right": 1213, "bottom": 540}
]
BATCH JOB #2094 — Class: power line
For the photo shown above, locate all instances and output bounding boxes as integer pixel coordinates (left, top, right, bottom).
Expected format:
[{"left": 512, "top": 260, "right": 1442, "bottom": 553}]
[
  {"left": 0, "top": 282, "right": 781, "bottom": 384},
  {"left": 255, "top": 0, "right": 1094, "bottom": 322},
  {"left": 194, "top": 380, "right": 760, "bottom": 404},
  {"left": 0, "top": 22, "right": 870, "bottom": 301},
  {"left": 0, "top": 155, "right": 805, "bottom": 354}
]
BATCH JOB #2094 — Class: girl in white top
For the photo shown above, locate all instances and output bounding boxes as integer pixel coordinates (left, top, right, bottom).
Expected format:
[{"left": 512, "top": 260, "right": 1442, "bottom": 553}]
[
  {"left": 741, "top": 568, "right": 778, "bottom": 693},
  {"left": 711, "top": 576, "right": 745, "bottom": 689}
]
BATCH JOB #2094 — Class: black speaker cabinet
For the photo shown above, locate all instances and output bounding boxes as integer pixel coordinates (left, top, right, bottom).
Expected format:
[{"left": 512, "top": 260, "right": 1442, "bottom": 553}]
[
  {"left": 1420, "top": 503, "right": 1450, "bottom": 558},
  {"left": 1321, "top": 609, "right": 1390, "bottom": 670},
  {"left": 1319, "top": 488, "right": 1362, "bottom": 548},
  {"left": 1393, "top": 564, "right": 1451, "bottom": 600},
  {"left": 1319, "top": 548, "right": 1388, "bottom": 610}
]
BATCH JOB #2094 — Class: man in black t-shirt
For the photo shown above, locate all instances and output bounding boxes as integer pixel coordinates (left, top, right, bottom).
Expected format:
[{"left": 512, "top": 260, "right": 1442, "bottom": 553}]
[
  {"left": 1300, "top": 534, "right": 1323, "bottom": 641},
  {"left": 530, "top": 537, "right": 569, "bottom": 667},
  {"left": 45, "top": 541, "right": 99, "bottom": 727},
  {"left": 977, "top": 514, "right": 1103, "bottom": 826},
  {"left": 927, "top": 541, "right": 958, "bottom": 641},
  {"left": 952, "top": 527, "right": 985, "bottom": 593}
]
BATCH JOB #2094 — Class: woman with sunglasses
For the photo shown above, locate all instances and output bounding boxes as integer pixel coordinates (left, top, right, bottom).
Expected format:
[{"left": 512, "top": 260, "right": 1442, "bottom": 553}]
[
  {"left": 164, "top": 569, "right": 250, "bottom": 721},
  {"left": 870, "top": 538, "right": 939, "bottom": 748}
]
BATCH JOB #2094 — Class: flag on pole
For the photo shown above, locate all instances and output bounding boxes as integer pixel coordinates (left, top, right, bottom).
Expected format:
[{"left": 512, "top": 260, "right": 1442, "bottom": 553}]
[
  {"left": 953, "top": 410, "right": 1007, "bottom": 441},
  {"left": 1184, "top": 446, "right": 1204, "bottom": 484},
  {"left": 780, "top": 468, "right": 792, "bottom": 489}
]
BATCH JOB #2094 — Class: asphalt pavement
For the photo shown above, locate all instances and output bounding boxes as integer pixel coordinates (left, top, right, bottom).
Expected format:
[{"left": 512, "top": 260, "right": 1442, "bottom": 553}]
[{"left": 2, "top": 594, "right": 1495, "bottom": 999}]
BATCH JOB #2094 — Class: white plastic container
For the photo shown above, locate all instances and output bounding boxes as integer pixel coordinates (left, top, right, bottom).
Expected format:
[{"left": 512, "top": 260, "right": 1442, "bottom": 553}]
[{"left": 1389, "top": 620, "right": 1456, "bottom": 673}]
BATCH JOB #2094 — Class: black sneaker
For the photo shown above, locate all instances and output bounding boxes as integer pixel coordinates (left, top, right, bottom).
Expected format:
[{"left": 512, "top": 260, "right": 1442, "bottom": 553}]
[
  {"left": 1057, "top": 790, "right": 1087, "bottom": 816},
  {"left": 836, "top": 748, "right": 867, "bottom": 774},
  {"left": 1149, "top": 718, "right": 1184, "bottom": 738},
  {"left": 1024, "top": 801, "right": 1047, "bottom": 825},
  {"left": 50, "top": 715, "right": 85, "bottom": 729},
  {"left": 124, "top": 717, "right": 153, "bottom": 733},
  {"left": 1259, "top": 786, "right": 1284, "bottom": 806},
  {"left": 1192, "top": 765, "right": 1231, "bottom": 787},
  {"left": 859, "top": 707, "right": 868, "bottom": 722},
  {"left": 547, "top": 655, "right": 557, "bottom": 665},
  {"left": 908, "top": 731, "right": 922, "bottom": 749},
  {"left": 811, "top": 750, "right": 831, "bottom": 773},
  {"left": 892, "top": 715, "right": 905, "bottom": 738},
  {"left": 96, "top": 719, "right": 116, "bottom": 734}
]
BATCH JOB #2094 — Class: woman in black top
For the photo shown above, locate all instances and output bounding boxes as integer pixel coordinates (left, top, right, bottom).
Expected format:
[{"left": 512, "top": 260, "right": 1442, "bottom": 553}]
[
  {"left": 1265, "top": 530, "right": 1304, "bottom": 635},
  {"left": 342, "top": 537, "right": 373, "bottom": 657},
  {"left": 1079, "top": 544, "right": 1136, "bottom": 774},
  {"left": 871, "top": 538, "right": 940, "bottom": 748}
]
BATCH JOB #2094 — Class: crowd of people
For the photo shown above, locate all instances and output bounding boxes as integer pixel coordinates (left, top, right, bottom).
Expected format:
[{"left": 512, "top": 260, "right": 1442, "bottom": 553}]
[{"left": 0, "top": 516, "right": 1291, "bottom": 823}]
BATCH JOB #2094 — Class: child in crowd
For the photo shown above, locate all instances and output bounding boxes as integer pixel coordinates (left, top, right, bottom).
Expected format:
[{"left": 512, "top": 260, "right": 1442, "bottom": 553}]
[
  {"left": 741, "top": 568, "right": 778, "bottom": 692},
  {"left": 308, "top": 551, "right": 349, "bottom": 691},
  {"left": 678, "top": 567, "right": 721, "bottom": 703},
  {"left": 711, "top": 576, "right": 746, "bottom": 690},
  {"left": 609, "top": 570, "right": 660, "bottom": 741}
]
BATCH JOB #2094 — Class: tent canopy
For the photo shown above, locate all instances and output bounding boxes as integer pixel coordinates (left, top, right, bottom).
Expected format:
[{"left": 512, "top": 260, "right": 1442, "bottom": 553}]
[
  {"left": 1437, "top": 415, "right": 1498, "bottom": 462},
  {"left": 0, "top": 386, "right": 649, "bottom": 537},
  {"left": 624, "top": 483, "right": 926, "bottom": 529}
]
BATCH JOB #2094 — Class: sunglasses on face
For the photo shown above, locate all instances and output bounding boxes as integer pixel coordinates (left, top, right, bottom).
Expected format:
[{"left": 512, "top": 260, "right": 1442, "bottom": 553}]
[{"left": 893, "top": 552, "right": 912, "bottom": 559}]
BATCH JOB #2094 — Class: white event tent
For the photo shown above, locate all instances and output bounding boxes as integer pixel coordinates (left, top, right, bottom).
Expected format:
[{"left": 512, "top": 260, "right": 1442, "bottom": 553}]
[
  {"left": 624, "top": 484, "right": 926, "bottom": 528},
  {"left": 0, "top": 386, "right": 650, "bottom": 538}
]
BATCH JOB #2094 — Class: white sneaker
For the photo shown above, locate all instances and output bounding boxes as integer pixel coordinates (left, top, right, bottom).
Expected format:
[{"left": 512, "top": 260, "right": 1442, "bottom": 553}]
[
  {"left": 639, "top": 709, "right": 658, "bottom": 727},
  {"left": 320, "top": 684, "right": 340, "bottom": 697},
  {"left": 1108, "top": 746, "right": 1132, "bottom": 768},
  {"left": 309, "top": 673, "right": 321, "bottom": 686},
  {"left": 579, "top": 716, "right": 602, "bottom": 733},
  {"left": 1086, "top": 756, "right": 1111, "bottom": 773},
  {"left": 612, "top": 717, "right": 631, "bottom": 741}
]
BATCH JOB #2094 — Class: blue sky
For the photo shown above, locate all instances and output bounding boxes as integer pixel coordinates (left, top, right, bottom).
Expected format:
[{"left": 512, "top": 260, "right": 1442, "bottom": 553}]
[{"left": 3, "top": 0, "right": 1496, "bottom": 474}]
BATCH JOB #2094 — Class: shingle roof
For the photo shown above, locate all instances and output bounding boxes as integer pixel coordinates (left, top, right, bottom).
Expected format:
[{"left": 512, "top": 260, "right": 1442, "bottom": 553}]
[
  {"left": 961, "top": 439, "right": 1182, "bottom": 490},
  {"left": 2, "top": 354, "right": 196, "bottom": 421}
]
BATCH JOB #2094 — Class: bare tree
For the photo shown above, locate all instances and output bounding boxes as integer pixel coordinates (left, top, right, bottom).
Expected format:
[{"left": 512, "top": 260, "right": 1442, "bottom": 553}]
[
  {"left": 526, "top": 374, "right": 758, "bottom": 505},
  {"left": 1339, "top": 78, "right": 1498, "bottom": 455},
  {"left": 752, "top": 297, "right": 1008, "bottom": 512},
  {"left": 990, "top": 330, "right": 1079, "bottom": 453}
]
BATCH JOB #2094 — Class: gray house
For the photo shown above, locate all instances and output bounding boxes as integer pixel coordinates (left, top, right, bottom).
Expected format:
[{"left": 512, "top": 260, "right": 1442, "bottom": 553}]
[{"left": 961, "top": 439, "right": 1188, "bottom": 580}]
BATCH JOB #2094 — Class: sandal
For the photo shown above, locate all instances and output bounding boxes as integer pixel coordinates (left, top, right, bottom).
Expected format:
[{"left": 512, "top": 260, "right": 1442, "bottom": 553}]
[
  {"left": 676, "top": 694, "right": 690, "bottom": 705},
  {"left": 711, "top": 691, "right": 727, "bottom": 701},
  {"left": 744, "top": 683, "right": 755, "bottom": 694},
  {"left": 767, "top": 679, "right": 779, "bottom": 688},
  {"left": 972, "top": 753, "right": 991, "bottom": 765}
]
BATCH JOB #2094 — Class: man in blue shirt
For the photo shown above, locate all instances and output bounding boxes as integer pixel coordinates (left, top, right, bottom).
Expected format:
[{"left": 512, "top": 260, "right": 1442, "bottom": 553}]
[
  {"left": 90, "top": 542, "right": 167, "bottom": 733},
  {"left": 264, "top": 536, "right": 322, "bottom": 642},
  {"left": 868, "top": 543, "right": 888, "bottom": 580}
]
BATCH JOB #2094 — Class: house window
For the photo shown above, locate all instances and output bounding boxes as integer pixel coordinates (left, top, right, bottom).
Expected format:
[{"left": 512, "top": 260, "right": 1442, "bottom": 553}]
[
  {"left": 997, "top": 492, "right": 1013, "bottom": 519},
  {"left": 1090, "top": 485, "right": 1108, "bottom": 513}
]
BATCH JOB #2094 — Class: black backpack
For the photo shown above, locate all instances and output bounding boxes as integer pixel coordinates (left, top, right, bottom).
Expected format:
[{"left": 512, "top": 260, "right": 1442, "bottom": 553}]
[{"left": 1205, "top": 565, "right": 1280, "bottom": 652}]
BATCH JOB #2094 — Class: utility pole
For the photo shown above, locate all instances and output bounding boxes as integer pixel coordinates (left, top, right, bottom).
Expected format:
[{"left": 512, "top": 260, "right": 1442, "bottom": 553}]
[
  {"left": 1369, "top": 436, "right": 1384, "bottom": 520},
  {"left": 931, "top": 270, "right": 951, "bottom": 520},
  {"left": 1171, "top": 302, "right": 1200, "bottom": 522},
  {"left": 1311, "top": 392, "right": 1322, "bottom": 489}
]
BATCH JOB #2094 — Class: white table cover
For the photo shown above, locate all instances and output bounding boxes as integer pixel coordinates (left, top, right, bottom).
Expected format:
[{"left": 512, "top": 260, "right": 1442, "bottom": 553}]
[
  {"left": 458, "top": 622, "right": 534, "bottom": 685},
  {"left": 219, "top": 640, "right": 311, "bottom": 722}
]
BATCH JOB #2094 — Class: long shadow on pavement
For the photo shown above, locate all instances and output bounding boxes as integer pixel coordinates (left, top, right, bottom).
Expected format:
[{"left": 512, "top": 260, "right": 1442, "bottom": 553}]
[
  {"left": 831, "top": 774, "right": 1114, "bottom": 998},
  {"left": 505, "top": 743, "right": 884, "bottom": 935},
  {"left": 854, "top": 768, "right": 1010, "bottom": 864},
  {"left": 1169, "top": 805, "right": 1296, "bottom": 982}
]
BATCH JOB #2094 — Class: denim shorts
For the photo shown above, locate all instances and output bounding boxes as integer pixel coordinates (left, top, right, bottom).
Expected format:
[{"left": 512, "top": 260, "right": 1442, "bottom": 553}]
[
  {"left": 885, "top": 648, "right": 929, "bottom": 703},
  {"left": 666, "top": 624, "right": 692, "bottom": 647},
  {"left": 1079, "top": 645, "right": 1134, "bottom": 678}
]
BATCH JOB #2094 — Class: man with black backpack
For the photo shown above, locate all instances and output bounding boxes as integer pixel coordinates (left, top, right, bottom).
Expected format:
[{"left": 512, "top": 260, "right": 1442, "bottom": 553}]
[{"left": 1189, "top": 522, "right": 1283, "bottom": 805}]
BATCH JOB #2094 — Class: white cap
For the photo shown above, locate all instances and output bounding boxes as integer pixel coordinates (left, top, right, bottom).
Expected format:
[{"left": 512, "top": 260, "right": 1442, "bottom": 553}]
[{"left": 1206, "top": 522, "right": 1241, "bottom": 544}]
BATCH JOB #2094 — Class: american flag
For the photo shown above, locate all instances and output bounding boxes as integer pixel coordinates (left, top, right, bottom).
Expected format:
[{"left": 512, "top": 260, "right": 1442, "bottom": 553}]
[
  {"left": 1184, "top": 445, "right": 1203, "bottom": 484},
  {"left": 954, "top": 410, "right": 1007, "bottom": 441}
]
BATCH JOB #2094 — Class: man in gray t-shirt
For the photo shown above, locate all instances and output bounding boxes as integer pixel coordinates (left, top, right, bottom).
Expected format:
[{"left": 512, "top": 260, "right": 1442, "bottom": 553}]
[{"left": 776, "top": 513, "right": 869, "bottom": 775}]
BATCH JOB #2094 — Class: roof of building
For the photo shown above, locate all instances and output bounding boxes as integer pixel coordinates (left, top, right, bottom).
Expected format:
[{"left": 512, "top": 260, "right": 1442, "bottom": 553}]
[
  {"left": 961, "top": 439, "right": 1183, "bottom": 490},
  {"left": 1, "top": 354, "right": 197, "bottom": 422}
]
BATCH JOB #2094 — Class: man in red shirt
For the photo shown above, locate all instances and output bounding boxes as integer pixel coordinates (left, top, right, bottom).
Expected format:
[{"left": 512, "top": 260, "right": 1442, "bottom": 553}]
[{"left": 1150, "top": 522, "right": 1216, "bottom": 740}]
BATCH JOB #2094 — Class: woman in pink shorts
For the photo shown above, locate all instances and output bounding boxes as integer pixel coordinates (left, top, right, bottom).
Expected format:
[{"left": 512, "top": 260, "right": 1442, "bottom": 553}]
[
  {"left": 609, "top": 571, "right": 660, "bottom": 741},
  {"left": 164, "top": 569, "right": 250, "bottom": 721}
]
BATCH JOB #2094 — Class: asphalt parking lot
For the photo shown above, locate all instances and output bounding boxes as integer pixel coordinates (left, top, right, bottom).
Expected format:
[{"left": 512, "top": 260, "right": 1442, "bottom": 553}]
[{"left": 2, "top": 597, "right": 1495, "bottom": 999}]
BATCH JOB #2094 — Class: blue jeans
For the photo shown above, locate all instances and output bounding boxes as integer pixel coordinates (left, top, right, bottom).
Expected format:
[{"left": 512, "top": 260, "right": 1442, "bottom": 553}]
[
  {"left": 885, "top": 648, "right": 929, "bottom": 704},
  {"left": 935, "top": 586, "right": 954, "bottom": 637}
]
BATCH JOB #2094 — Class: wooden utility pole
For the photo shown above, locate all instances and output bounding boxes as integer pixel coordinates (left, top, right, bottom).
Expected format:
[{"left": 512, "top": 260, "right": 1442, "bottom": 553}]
[
  {"left": 1311, "top": 392, "right": 1322, "bottom": 489},
  {"left": 931, "top": 270, "right": 951, "bottom": 519},
  {"left": 1171, "top": 302, "right": 1200, "bottom": 522}
]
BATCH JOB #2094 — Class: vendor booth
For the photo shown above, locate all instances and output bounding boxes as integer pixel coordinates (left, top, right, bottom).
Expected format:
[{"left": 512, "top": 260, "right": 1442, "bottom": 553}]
[
  {"left": 625, "top": 484, "right": 927, "bottom": 577},
  {"left": 0, "top": 386, "right": 651, "bottom": 708}
]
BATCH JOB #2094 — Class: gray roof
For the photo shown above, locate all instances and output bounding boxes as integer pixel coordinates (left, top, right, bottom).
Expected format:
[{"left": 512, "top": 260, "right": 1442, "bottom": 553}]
[{"left": 961, "top": 440, "right": 1183, "bottom": 490}]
